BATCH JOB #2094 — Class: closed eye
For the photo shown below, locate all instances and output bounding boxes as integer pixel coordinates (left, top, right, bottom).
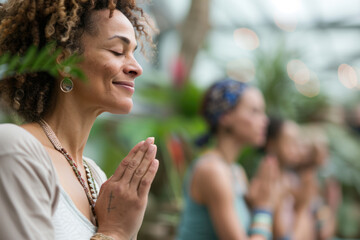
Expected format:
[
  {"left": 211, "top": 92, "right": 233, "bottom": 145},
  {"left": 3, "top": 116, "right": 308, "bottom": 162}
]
[{"left": 109, "top": 50, "right": 123, "bottom": 56}]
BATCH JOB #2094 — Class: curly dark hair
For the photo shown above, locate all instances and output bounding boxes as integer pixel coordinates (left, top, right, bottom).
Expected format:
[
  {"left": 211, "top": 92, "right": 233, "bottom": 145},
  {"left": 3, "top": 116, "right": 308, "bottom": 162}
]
[
  {"left": 266, "top": 116, "right": 284, "bottom": 144},
  {"left": 0, "top": 0, "right": 153, "bottom": 122}
]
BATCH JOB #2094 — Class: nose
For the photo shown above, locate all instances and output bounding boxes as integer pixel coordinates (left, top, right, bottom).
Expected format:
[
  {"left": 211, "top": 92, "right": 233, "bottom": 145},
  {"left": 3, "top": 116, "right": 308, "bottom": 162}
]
[{"left": 123, "top": 56, "right": 143, "bottom": 78}]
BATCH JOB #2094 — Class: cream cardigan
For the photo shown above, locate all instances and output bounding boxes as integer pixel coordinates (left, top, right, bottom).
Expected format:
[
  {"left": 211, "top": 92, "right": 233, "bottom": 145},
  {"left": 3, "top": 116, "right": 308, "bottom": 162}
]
[{"left": 0, "top": 124, "right": 107, "bottom": 240}]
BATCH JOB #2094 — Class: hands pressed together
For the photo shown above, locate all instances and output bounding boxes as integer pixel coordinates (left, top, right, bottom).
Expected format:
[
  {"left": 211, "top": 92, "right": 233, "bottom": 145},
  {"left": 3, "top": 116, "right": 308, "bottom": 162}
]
[
  {"left": 247, "top": 155, "right": 282, "bottom": 211},
  {"left": 95, "top": 137, "right": 159, "bottom": 240}
]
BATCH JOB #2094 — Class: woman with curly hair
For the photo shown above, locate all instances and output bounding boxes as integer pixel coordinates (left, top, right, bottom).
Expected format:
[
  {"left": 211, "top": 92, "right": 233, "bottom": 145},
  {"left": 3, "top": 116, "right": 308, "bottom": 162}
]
[{"left": 0, "top": 1, "right": 158, "bottom": 239}]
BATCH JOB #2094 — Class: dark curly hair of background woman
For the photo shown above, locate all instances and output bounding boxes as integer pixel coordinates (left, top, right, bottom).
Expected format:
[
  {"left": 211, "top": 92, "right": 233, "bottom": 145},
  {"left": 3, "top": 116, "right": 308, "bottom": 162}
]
[{"left": 0, "top": 0, "right": 153, "bottom": 122}]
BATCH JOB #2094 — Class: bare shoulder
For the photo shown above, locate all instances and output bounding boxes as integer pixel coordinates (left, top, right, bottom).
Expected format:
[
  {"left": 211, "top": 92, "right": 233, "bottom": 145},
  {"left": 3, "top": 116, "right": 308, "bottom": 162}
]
[
  {"left": 194, "top": 153, "right": 230, "bottom": 180},
  {"left": 192, "top": 153, "right": 233, "bottom": 204}
]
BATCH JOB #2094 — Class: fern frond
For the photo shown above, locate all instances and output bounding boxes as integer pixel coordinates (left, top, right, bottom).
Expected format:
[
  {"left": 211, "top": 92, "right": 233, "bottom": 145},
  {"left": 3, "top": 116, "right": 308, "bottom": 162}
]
[{"left": 0, "top": 43, "right": 86, "bottom": 81}]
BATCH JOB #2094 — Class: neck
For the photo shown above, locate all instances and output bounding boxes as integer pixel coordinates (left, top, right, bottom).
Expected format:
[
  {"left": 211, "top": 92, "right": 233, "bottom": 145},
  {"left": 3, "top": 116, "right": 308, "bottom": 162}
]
[
  {"left": 42, "top": 93, "right": 99, "bottom": 165},
  {"left": 215, "top": 131, "right": 243, "bottom": 164}
]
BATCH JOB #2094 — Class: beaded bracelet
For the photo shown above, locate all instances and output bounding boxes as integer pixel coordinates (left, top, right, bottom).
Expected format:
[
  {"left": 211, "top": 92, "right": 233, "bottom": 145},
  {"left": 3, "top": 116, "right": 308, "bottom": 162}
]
[
  {"left": 90, "top": 233, "right": 115, "bottom": 240},
  {"left": 249, "top": 209, "right": 273, "bottom": 240}
]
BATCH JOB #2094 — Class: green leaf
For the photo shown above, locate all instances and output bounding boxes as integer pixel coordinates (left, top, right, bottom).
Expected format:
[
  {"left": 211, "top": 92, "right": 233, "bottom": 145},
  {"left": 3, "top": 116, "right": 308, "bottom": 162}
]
[
  {"left": 61, "top": 54, "right": 81, "bottom": 67},
  {"left": 69, "top": 67, "right": 87, "bottom": 81},
  {"left": 30, "top": 44, "right": 54, "bottom": 70},
  {"left": 0, "top": 43, "right": 85, "bottom": 82},
  {"left": 0, "top": 53, "right": 10, "bottom": 65},
  {"left": 48, "top": 66, "right": 59, "bottom": 77},
  {"left": 41, "top": 48, "right": 61, "bottom": 71},
  {"left": 18, "top": 46, "right": 37, "bottom": 73},
  {"left": 6, "top": 54, "right": 20, "bottom": 73}
]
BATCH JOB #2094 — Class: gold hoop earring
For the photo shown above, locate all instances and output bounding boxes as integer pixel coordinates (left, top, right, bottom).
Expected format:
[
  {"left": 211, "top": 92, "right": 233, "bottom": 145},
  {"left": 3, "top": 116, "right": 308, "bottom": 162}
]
[{"left": 60, "top": 77, "right": 73, "bottom": 93}]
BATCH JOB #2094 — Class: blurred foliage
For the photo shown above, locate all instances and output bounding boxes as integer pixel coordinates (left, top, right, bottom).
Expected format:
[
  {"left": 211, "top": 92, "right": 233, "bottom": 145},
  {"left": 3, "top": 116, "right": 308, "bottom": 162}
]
[
  {"left": 255, "top": 44, "right": 329, "bottom": 123},
  {"left": 0, "top": 42, "right": 85, "bottom": 81}
]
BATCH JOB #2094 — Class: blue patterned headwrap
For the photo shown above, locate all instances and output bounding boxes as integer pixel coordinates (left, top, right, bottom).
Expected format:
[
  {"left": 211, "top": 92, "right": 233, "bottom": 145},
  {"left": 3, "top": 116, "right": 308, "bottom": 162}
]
[
  {"left": 203, "top": 78, "right": 248, "bottom": 128},
  {"left": 196, "top": 78, "right": 248, "bottom": 146}
]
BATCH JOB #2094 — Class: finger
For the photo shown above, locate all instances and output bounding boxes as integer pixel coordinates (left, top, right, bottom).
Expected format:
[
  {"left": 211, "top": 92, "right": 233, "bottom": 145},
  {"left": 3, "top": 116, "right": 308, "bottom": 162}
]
[
  {"left": 120, "top": 137, "right": 154, "bottom": 183},
  {"left": 266, "top": 157, "right": 280, "bottom": 181},
  {"left": 111, "top": 140, "right": 145, "bottom": 181},
  {"left": 256, "top": 157, "right": 270, "bottom": 178},
  {"left": 263, "top": 155, "right": 277, "bottom": 179},
  {"left": 148, "top": 137, "right": 155, "bottom": 145},
  {"left": 138, "top": 159, "right": 159, "bottom": 198},
  {"left": 130, "top": 144, "right": 157, "bottom": 189}
]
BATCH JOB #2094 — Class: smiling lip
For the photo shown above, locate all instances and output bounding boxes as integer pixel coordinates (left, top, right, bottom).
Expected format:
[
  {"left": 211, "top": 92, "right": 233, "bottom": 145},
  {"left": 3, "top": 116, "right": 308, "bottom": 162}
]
[{"left": 112, "top": 81, "right": 135, "bottom": 93}]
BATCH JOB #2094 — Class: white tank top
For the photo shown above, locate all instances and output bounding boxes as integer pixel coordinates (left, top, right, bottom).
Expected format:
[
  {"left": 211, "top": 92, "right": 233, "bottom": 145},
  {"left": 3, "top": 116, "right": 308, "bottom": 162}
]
[{"left": 52, "top": 157, "right": 107, "bottom": 240}]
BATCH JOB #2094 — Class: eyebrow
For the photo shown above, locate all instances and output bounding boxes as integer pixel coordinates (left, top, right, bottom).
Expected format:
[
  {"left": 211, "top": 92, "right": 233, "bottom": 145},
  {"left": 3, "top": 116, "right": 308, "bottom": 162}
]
[{"left": 108, "top": 35, "right": 138, "bottom": 51}]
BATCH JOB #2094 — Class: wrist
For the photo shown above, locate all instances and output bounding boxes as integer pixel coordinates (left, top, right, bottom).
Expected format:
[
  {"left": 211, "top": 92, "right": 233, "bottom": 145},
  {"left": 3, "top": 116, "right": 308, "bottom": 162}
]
[
  {"left": 91, "top": 233, "right": 115, "bottom": 240},
  {"left": 95, "top": 228, "right": 128, "bottom": 240},
  {"left": 253, "top": 208, "right": 273, "bottom": 215},
  {"left": 253, "top": 203, "right": 273, "bottom": 212},
  {"left": 250, "top": 208, "right": 273, "bottom": 240}
]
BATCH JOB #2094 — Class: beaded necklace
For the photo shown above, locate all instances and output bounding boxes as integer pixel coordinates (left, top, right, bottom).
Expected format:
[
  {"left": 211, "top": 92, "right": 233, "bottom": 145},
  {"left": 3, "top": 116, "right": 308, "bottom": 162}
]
[{"left": 38, "top": 119, "right": 98, "bottom": 225}]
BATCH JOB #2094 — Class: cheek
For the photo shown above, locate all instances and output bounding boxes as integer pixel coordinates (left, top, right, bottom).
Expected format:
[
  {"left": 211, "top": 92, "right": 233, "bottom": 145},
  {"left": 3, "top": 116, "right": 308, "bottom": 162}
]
[
  {"left": 281, "top": 143, "right": 299, "bottom": 163},
  {"left": 103, "top": 61, "right": 120, "bottom": 79},
  {"left": 79, "top": 53, "right": 120, "bottom": 83},
  {"left": 234, "top": 113, "right": 257, "bottom": 138}
]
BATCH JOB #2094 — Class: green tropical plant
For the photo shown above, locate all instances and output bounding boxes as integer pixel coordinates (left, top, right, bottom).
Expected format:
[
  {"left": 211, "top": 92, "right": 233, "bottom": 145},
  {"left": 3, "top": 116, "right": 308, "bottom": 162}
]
[{"left": 0, "top": 43, "right": 85, "bottom": 81}]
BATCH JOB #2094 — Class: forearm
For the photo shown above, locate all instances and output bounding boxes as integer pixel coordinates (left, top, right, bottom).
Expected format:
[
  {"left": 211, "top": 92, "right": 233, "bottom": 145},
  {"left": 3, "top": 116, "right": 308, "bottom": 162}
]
[
  {"left": 318, "top": 207, "right": 336, "bottom": 240},
  {"left": 249, "top": 236, "right": 267, "bottom": 240},
  {"left": 292, "top": 209, "right": 315, "bottom": 240}
]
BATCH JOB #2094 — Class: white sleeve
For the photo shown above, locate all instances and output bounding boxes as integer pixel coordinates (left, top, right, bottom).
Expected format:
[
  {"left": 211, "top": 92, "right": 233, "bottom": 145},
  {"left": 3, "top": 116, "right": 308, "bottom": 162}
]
[{"left": 0, "top": 124, "right": 60, "bottom": 240}]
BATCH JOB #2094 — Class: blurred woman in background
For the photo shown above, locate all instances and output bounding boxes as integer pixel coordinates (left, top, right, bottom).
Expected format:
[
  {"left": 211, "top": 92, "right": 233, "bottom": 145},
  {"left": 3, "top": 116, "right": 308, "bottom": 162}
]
[
  {"left": 266, "top": 118, "right": 338, "bottom": 240},
  {"left": 298, "top": 124, "right": 339, "bottom": 240},
  {"left": 177, "top": 78, "right": 280, "bottom": 240},
  {"left": 265, "top": 118, "right": 308, "bottom": 240}
]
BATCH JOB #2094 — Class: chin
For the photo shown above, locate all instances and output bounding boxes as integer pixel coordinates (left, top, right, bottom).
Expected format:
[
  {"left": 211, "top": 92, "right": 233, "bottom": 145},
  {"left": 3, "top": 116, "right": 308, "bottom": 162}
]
[
  {"left": 253, "top": 137, "right": 265, "bottom": 147},
  {"left": 109, "top": 100, "right": 133, "bottom": 114}
]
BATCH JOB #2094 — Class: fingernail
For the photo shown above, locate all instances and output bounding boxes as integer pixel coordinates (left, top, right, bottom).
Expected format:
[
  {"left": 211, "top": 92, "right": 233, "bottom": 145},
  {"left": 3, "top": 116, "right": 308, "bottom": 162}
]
[
  {"left": 153, "top": 159, "right": 159, "bottom": 167},
  {"left": 148, "top": 137, "right": 155, "bottom": 144}
]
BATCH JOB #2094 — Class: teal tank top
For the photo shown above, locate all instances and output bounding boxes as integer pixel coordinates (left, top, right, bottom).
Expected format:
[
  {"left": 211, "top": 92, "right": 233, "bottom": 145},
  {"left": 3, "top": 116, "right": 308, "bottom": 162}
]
[{"left": 177, "top": 161, "right": 251, "bottom": 240}]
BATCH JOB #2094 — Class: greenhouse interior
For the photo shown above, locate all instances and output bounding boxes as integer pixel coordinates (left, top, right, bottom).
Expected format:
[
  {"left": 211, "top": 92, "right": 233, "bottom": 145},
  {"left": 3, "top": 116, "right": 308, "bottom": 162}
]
[{"left": 1, "top": 0, "right": 360, "bottom": 239}]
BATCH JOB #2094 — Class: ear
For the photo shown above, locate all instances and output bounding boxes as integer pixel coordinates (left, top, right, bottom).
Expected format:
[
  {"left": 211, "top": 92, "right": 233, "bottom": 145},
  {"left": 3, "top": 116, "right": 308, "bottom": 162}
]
[
  {"left": 56, "top": 49, "right": 72, "bottom": 80},
  {"left": 56, "top": 49, "right": 71, "bottom": 64}
]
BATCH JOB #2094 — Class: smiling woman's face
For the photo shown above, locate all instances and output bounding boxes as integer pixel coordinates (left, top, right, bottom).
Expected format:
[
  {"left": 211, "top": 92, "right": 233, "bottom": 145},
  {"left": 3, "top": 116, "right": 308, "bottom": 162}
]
[{"left": 74, "top": 9, "right": 143, "bottom": 115}]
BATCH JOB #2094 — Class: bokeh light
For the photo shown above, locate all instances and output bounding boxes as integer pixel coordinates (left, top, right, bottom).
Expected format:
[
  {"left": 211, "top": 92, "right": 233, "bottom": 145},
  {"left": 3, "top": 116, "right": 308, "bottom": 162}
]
[
  {"left": 226, "top": 58, "right": 256, "bottom": 82},
  {"left": 295, "top": 71, "right": 320, "bottom": 98},
  {"left": 355, "top": 67, "right": 360, "bottom": 90},
  {"left": 287, "top": 59, "right": 310, "bottom": 85},
  {"left": 270, "top": 0, "right": 302, "bottom": 32},
  {"left": 338, "top": 64, "right": 358, "bottom": 89},
  {"left": 273, "top": 17, "right": 298, "bottom": 32},
  {"left": 233, "top": 28, "right": 260, "bottom": 50}
]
